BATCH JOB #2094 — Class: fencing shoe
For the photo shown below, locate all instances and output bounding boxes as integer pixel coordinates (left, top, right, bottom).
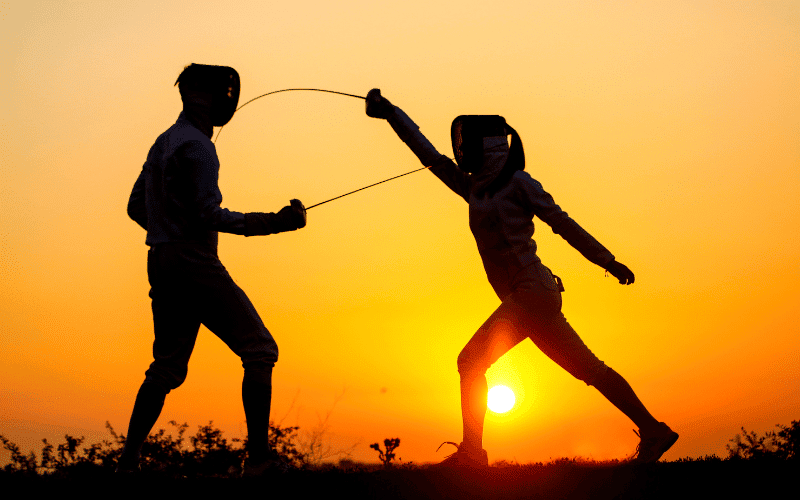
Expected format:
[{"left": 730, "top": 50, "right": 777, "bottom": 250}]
[
  {"left": 630, "top": 422, "right": 679, "bottom": 463},
  {"left": 432, "top": 441, "right": 489, "bottom": 469},
  {"left": 242, "top": 454, "right": 290, "bottom": 477},
  {"left": 114, "top": 451, "right": 141, "bottom": 474}
]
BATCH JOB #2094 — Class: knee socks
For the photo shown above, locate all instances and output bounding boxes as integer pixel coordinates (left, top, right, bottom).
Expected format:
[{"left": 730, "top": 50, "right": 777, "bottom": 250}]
[
  {"left": 121, "top": 381, "right": 168, "bottom": 463},
  {"left": 242, "top": 366, "right": 273, "bottom": 463},
  {"left": 459, "top": 370, "right": 488, "bottom": 453},
  {"left": 593, "top": 368, "right": 659, "bottom": 432}
]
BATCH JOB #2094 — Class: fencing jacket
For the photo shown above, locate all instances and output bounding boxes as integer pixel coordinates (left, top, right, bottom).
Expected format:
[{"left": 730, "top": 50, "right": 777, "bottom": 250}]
[
  {"left": 128, "top": 113, "right": 246, "bottom": 248},
  {"left": 128, "top": 113, "right": 296, "bottom": 247},
  {"left": 387, "top": 107, "right": 615, "bottom": 299}
]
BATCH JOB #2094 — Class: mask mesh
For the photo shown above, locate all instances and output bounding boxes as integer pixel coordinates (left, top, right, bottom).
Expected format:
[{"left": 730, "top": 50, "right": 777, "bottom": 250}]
[
  {"left": 176, "top": 64, "right": 240, "bottom": 126},
  {"left": 451, "top": 115, "right": 507, "bottom": 173}
]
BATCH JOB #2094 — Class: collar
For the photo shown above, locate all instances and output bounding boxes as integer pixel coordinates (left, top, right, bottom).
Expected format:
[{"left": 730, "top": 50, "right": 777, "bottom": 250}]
[{"left": 178, "top": 108, "right": 213, "bottom": 138}]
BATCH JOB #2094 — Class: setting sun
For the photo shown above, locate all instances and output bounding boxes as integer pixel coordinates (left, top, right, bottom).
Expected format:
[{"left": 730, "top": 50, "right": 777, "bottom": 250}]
[{"left": 488, "top": 385, "right": 516, "bottom": 414}]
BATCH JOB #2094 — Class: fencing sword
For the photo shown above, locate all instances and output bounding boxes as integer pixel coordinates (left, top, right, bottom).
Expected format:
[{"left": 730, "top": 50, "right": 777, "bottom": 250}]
[{"left": 213, "top": 88, "right": 432, "bottom": 210}]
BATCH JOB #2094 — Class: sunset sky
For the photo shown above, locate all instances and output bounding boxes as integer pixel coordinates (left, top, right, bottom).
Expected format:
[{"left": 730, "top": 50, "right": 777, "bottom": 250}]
[{"left": 2, "top": 0, "right": 798, "bottom": 466}]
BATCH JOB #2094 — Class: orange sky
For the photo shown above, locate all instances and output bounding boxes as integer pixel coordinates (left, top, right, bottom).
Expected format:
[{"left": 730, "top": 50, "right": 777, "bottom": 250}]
[{"left": 2, "top": 0, "right": 799, "bottom": 465}]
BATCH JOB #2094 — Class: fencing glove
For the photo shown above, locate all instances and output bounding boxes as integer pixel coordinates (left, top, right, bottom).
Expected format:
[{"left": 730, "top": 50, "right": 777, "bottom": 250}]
[
  {"left": 366, "top": 89, "right": 395, "bottom": 119},
  {"left": 244, "top": 199, "right": 306, "bottom": 236},
  {"left": 604, "top": 260, "right": 635, "bottom": 285}
]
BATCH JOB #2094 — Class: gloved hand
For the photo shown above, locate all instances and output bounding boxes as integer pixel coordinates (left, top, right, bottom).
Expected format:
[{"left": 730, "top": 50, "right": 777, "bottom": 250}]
[
  {"left": 244, "top": 199, "right": 306, "bottom": 236},
  {"left": 366, "top": 88, "right": 395, "bottom": 119},
  {"left": 278, "top": 199, "right": 306, "bottom": 230},
  {"left": 605, "top": 260, "right": 635, "bottom": 285}
]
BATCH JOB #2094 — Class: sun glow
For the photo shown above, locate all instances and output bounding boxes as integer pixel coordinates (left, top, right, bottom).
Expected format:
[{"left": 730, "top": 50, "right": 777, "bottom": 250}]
[{"left": 487, "top": 385, "right": 516, "bottom": 413}]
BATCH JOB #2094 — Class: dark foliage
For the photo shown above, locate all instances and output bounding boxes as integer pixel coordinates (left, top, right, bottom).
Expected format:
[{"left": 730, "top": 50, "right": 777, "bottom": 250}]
[
  {"left": 370, "top": 438, "right": 400, "bottom": 468},
  {"left": 0, "top": 419, "right": 306, "bottom": 478},
  {"left": 726, "top": 420, "right": 800, "bottom": 460},
  {"left": 2, "top": 418, "right": 799, "bottom": 499}
]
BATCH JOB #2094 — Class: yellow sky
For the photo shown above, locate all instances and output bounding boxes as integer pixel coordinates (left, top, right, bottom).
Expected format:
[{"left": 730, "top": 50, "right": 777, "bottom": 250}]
[{"left": 1, "top": 0, "right": 799, "bottom": 465}]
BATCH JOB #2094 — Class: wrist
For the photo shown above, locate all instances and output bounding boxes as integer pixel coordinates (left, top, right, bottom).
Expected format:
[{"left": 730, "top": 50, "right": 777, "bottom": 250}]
[{"left": 244, "top": 212, "right": 293, "bottom": 236}]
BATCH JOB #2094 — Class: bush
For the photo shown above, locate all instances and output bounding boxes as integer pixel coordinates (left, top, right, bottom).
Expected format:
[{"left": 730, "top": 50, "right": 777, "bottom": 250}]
[
  {"left": 370, "top": 438, "right": 400, "bottom": 468},
  {"left": 0, "top": 419, "right": 308, "bottom": 477},
  {"left": 726, "top": 420, "right": 800, "bottom": 460}
]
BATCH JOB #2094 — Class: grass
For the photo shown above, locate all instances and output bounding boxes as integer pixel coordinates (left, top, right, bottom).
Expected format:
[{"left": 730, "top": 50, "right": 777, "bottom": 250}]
[
  {"left": 2, "top": 419, "right": 798, "bottom": 499},
  {"left": 1, "top": 456, "right": 796, "bottom": 500}
]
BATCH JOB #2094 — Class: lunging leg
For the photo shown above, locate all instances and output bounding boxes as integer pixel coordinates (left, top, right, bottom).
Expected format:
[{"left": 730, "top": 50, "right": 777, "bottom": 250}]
[
  {"left": 592, "top": 367, "right": 660, "bottom": 433},
  {"left": 455, "top": 300, "right": 528, "bottom": 455}
]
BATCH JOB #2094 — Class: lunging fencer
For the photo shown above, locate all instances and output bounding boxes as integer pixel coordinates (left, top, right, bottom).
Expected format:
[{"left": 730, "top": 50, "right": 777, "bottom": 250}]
[
  {"left": 121, "top": 64, "right": 307, "bottom": 475},
  {"left": 365, "top": 89, "right": 678, "bottom": 467}
]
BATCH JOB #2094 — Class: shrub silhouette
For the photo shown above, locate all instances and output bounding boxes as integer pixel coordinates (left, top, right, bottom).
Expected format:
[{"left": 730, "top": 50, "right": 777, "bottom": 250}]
[
  {"left": 4, "top": 417, "right": 800, "bottom": 477},
  {"left": 370, "top": 438, "right": 400, "bottom": 468},
  {"left": 726, "top": 420, "right": 800, "bottom": 460},
  {"left": 1, "top": 419, "right": 306, "bottom": 477}
]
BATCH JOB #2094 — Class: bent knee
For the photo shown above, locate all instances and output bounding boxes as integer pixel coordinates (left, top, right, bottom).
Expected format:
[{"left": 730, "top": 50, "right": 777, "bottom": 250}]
[
  {"left": 457, "top": 351, "right": 488, "bottom": 376},
  {"left": 237, "top": 332, "right": 279, "bottom": 365},
  {"left": 243, "top": 360, "right": 274, "bottom": 385},
  {"left": 144, "top": 367, "right": 185, "bottom": 394}
]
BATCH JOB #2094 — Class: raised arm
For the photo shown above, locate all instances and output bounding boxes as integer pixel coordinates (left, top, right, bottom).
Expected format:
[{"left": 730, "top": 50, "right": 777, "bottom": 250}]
[
  {"left": 366, "top": 89, "right": 470, "bottom": 202},
  {"left": 514, "top": 171, "right": 634, "bottom": 284}
]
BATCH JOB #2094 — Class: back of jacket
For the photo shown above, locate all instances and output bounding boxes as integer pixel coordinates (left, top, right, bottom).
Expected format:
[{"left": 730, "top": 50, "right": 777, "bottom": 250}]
[{"left": 128, "top": 113, "right": 246, "bottom": 248}]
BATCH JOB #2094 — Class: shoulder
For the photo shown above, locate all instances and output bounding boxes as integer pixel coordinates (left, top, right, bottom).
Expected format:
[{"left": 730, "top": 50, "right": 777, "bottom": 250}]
[
  {"left": 171, "top": 121, "right": 213, "bottom": 149},
  {"left": 511, "top": 170, "right": 545, "bottom": 192},
  {"left": 165, "top": 123, "right": 216, "bottom": 162},
  {"left": 509, "top": 171, "right": 561, "bottom": 211}
]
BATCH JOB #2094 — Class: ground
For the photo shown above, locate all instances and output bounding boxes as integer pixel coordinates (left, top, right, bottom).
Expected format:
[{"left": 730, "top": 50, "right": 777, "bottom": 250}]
[{"left": 3, "top": 459, "right": 795, "bottom": 499}]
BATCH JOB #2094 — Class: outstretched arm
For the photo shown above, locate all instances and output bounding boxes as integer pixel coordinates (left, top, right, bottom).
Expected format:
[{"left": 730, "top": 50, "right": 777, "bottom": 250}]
[
  {"left": 366, "top": 89, "right": 470, "bottom": 202},
  {"left": 555, "top": 218, "right": 635, "bottom": 284},
  {"left": 515, "top": 172, "right": 634, "bottom": 284}
]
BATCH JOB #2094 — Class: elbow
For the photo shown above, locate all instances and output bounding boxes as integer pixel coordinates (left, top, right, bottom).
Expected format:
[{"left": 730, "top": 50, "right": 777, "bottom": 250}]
[
  {"left": 127, "top": 202, "right": 148, "bottom": 229},
  {"left": 550, "top": 218, "right": 569, "bottom": 236},
  {"left": 197, "top": 205, "right": 219, "bottom": 229}
]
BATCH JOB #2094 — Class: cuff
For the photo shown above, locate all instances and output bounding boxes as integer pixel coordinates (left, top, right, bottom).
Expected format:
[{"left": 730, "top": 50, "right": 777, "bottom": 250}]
[
  {"left": 244, "top": 212, "right": 291, "bottom": 236},
  {"left": 598, "top": 253, "right": 616, "bottom": 268}
]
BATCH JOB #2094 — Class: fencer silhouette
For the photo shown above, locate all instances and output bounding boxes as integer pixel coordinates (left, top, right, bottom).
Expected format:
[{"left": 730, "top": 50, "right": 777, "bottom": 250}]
[
  {"left": 120, "top": 64, "right": 306, "bottom": 476},
  {"left": 366, "top": 89, "right": 678, "bottom": 468}
]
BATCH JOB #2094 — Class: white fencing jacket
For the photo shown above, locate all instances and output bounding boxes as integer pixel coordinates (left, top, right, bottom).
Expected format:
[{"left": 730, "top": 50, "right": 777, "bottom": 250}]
[
  {"left": 128, "top": 113, "right": 297, "bottom": 247},
  {"left": 387, "top": 107, "right": 615, "bottom": 299}
]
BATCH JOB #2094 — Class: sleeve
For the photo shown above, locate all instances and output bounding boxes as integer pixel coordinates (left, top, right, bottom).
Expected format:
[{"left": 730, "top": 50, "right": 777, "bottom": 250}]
[
  {"left": 181, "top": 140, "right": 248, "bottom": 235},
  {"left": 180, "top": 141, "right": 298, "bottom": 237},
  {"left": 243, "top": 210, "right": 299, "bottom": 236},
  {"left": 516, "top": 172, "right": 615, "bottom": 267},
  {"left": 127, "top": 168, "right": 148, "bottom": 230},
  {"left": 387, "top": 107, "right": 471, "bottom": 202}
]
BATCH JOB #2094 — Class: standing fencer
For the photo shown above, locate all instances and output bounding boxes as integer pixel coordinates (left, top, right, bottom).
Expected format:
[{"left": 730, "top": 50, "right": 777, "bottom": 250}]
[
  {"left": 366, "top": 89, "right": 678, "bottom": 467},
  {"left": 121, "top": 64, "right": 307, "bottom": 475}
]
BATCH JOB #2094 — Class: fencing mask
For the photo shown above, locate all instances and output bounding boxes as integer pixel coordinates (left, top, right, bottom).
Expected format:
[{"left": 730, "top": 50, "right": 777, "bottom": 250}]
[
  {"left": 451, "top": 115, "right": 525, "bottom": 178},
  {"left": 451, "top": 115, "right": 508, "bottom": 174},
  {"left": 175, "top": 64, "right": 241, "bottom": 127}
]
